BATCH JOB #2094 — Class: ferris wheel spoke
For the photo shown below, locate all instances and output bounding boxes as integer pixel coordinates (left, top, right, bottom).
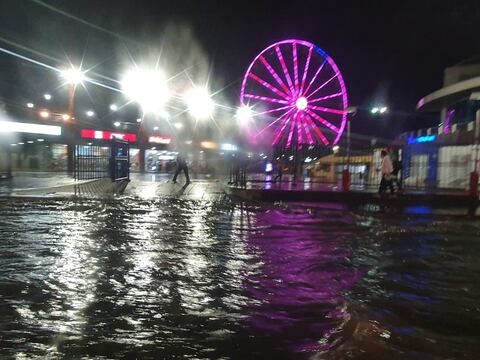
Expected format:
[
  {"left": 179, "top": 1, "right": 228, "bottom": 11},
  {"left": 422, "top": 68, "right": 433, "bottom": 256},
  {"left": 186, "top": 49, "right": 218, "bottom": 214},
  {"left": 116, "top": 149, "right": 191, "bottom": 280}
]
[
  {"left": 244, "top": 93, "right": 289, "bottom": 105},
  {"left": 303, "top": 59, "right": 326, "bottom": 96},
  {"left": 300, "top": 113, "right": 315, "bottom": 144},
  {"left": 286, "top": 116, "right": 296, "bottom": 148},
  {"left": 275, "top": 45, "right": 296, "bottom": 95},
  {"left": 296, "top": 112, "right": 304, "bottom": 145},
  {"left": 272, "top": 112, "right": 293, "bottom": 145},
  {"left": 306, "top": 109, "right": 340, "bottom": 133},
  {"left": 305, "top": 115, "right": 329, "bottom": 145},
  {"left": 306, "top": 73, "right": 338, "bottom": 99},
  {"left": 256, "top": 108, "right": 294, "bottom": 137},
  {"left": 248, "top": 72, "right": 290, "bottom": 99},
  {"left": 253, "top": 105, "right": 292, "bottom": 117},
  {"left": 308, "top": 92, "right": 343, "bottom": 104},
  {"left": 293, "top": 43, "right": 300, "bottom": 93},
  {"left": 259, "top": 55, "right": 291, "bottom": 96},
  {"left": 308, "top": 105, "right": 345, "bottom": 116},
  {"left": 300, "top": 46, "right": 313, "bottom": 94}
]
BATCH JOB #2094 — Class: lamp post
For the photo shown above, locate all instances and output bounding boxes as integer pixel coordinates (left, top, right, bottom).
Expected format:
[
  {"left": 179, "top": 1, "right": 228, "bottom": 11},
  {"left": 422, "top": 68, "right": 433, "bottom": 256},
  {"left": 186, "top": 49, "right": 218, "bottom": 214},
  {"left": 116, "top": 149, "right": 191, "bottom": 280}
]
[{"left": 61, "top": 68, "right": 85, "bottom": 175}]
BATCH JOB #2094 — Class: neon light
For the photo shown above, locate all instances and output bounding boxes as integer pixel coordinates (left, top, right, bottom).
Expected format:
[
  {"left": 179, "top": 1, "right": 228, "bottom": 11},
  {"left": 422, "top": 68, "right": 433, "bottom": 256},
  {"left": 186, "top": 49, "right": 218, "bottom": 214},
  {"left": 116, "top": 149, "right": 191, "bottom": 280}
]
[
  {"left": 300, "top": 46, "right": 313, "bottom": 94},
  {"left": 407, "top": 135, "right": 436, "bottom": 144},
  {"left": 81, "top": 129, "right": 137, "bottom": 142},
  {"left": 306, "top": 109, "right": 339, "bottom": 133},
  {"left": 292, "top": 42, "right": 299, "bottom": 92},
  {"left": 0, "top": 121, "right": 61, "bottom": 136},
  {"left": 248, "top": 72, "right": 289, "bottom": 99},
  {"left": 275, "top": 45, "right": 295, "bottom": 94},
  {"left": 240, "top": 39, "right": 348, "bottom": 148},
  {"left": 259, "top": 56, "right": 291, "bottom": 95},
  {"left": 149, "top": 136, "right": 171, "bottom": 144}
]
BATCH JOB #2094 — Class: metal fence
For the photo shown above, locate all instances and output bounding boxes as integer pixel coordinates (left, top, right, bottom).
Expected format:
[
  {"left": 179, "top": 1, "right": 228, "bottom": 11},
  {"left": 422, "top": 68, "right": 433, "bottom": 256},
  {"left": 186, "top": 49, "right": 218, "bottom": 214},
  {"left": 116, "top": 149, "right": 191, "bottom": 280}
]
[
  {"left": 73, "top": 139, "right": 130, "bottom": 181},
  {"left": 74, "top": 145, "right": 110, "bottom": 180}
]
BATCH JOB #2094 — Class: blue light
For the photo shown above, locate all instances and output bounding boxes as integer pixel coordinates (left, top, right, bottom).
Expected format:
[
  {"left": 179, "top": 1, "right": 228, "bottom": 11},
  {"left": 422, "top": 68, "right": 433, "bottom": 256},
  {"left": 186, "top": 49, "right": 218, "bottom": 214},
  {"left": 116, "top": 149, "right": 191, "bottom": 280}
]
[
  {"left": 265, "top": 162, "right": 273, "bottom": 172},
  {"left": 408, "top": 135, "right": 436, "bottom": 144}
]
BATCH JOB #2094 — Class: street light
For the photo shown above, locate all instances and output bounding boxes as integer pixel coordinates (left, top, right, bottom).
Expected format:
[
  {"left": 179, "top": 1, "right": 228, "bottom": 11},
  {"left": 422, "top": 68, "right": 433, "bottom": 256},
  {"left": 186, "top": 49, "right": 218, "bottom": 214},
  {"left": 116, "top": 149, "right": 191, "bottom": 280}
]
[
  {"left": 136, "top": 118, "right": 142, "bottom": 123},
  {"left": 61, "top": 114, "right": 70, "bottom": 121},
  {"left": 371, "top": 105, "right": 388, "bottom": 114},
  {"left": 26, "top": 102, "right": 34, "bottom": 108},
  {"left": 61, "top": 68, "right": 86, "bottom": 85},
  {"left": 121, "top": 68, "right": 169, "bottom": 114},
  {"left": 184, "top": 86, "right": 215, "bottom": 120},
  {"left": 235, "top": 105, "right": 253, "bottom": 124},
  {"left": 44, "top": 94, "right": 52, "bottom": 100},
  {"left": 114, "top": 121, "right": 121, "bottom": 127},
  {"left": 110, "top": 104, "right": 118, "bottom": 111},
  {"left": 174, "top": 122, "right": 183, "bottom": 129},
  {"left": 86, "top": 110, "right": 94, "bottom": 117}
]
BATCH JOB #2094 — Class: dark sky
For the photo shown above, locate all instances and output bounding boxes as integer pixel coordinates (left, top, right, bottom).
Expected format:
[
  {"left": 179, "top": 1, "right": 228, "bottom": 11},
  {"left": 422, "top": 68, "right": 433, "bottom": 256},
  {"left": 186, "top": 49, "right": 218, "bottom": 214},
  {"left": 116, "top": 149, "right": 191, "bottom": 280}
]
[{"left": 1, "top": 0, "right": 479, "bottom": 139}]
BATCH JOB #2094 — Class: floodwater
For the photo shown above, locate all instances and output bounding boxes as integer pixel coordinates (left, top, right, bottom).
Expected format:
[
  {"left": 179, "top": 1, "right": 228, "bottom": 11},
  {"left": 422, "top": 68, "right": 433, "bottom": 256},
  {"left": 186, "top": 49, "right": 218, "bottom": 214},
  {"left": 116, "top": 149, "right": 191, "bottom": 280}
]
[{"left": 0, "top": 198, "right": 479, "bottom": 359}]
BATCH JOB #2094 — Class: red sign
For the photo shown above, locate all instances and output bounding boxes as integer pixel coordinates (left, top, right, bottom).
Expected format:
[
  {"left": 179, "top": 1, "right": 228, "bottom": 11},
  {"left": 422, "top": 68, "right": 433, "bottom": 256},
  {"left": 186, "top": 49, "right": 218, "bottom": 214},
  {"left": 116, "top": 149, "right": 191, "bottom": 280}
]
[
  {"left": 149, "top": 135, "right": 171, "bottom": 144},
  {"left": 81, "top": 129, "right": 137, "bottom": 142}
]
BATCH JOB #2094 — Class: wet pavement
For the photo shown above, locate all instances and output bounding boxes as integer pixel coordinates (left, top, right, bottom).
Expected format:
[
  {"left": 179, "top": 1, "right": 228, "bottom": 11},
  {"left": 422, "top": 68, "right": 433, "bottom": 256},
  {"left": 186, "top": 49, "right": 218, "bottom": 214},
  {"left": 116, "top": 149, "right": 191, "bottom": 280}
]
[{"left": 1, "top": 195, "right": 480, "bottom": 359}]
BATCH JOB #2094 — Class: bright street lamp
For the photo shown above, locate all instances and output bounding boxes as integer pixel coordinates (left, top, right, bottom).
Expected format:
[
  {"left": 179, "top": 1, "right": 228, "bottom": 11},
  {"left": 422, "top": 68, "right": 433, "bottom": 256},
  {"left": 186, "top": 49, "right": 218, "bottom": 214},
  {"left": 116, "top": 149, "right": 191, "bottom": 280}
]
[
  {"left": 184, "top": 86, "right": 215, "bottom": 120},
  {"left": 44, "top": 94, "right": 52, "bottom": 100},
  {"left": 61, "top": 68, "right": 86, "bottom": 85},
  {"left": 110, "top": 104, "right": 118, "bottom": 111},
  {"left": 121, "top": 68, "right": 169, "bottom": 114},
  {"left": 371, "top": 105, "right": 388, "bottom": 114},
  {"left": 26, "top": 102, "right": 34, "bottom": 108},
  {"left": 235, "top": 105, "right": 253, "bottom": 124},
  {"left": 136, "top": 118, "right": 142, "bottom": 123},
  {"left": 61, "top": 114, "right": 70, "bottom": 121},
  {"left": 86, "top": 110, "right": 94, "bottom": 117},
  {"left": 174, "top": 122, "right": 183, "bottom": 129},
  {"left": 113, "top": 121, "right": 120, "bottom": 127}
]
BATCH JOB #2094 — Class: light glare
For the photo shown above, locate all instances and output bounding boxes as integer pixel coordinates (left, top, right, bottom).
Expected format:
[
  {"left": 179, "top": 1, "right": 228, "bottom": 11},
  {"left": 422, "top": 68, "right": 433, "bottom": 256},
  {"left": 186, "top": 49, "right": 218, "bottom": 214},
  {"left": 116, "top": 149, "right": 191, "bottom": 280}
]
[
  {"left": 122, "top": 69, "right": 169, "bottom": 114},
  {"left": 235, "top": 105, "right": 253, "bottom": 123},
  {"left": 184, "top": 87, "right": 215, "bottom": 120},
  {"left": 61, "top": 68, "right": 86, "bottom": 85}
]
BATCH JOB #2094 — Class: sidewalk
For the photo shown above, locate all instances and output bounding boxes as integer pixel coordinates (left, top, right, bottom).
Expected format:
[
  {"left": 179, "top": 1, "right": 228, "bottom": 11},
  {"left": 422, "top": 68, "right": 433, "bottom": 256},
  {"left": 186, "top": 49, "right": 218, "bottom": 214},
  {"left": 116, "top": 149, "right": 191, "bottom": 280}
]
[{"left": 0, "top": 172, "right": 229, "bottom": 201}]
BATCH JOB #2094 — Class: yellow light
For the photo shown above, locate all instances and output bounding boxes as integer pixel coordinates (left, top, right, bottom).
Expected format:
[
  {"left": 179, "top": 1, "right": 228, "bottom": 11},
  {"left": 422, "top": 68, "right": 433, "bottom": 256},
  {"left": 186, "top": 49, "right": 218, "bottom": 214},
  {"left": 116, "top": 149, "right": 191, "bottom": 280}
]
[
  {"left": 200, "top": 141, "right": 218, "bottom": 149},
  {"left": 40, "top": 110, "right": 50, "bottom": 118},
  {"left": 61, "top": 114, "right": 71, "bottom": 121}
]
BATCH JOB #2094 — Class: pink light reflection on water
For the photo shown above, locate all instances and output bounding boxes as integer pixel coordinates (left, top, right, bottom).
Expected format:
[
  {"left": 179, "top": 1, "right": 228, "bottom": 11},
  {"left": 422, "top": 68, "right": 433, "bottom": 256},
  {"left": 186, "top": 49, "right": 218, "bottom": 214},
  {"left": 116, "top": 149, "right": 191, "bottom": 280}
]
[{"left": 242, "top": 206, "right": 364, "bottom": 354}]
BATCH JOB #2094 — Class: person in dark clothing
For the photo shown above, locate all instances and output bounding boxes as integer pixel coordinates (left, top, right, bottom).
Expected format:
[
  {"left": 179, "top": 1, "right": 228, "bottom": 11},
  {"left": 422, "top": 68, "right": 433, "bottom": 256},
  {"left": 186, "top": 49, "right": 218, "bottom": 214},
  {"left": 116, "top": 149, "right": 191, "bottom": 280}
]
[
  {"left": 172, "top": 153, "right": 190, "bottom": 184},
  {"left": 392, "top": 159, "right": 403, "bottom": 192},
  {"left": 273, "top": 160, "right": 283, "bottom": 183}
]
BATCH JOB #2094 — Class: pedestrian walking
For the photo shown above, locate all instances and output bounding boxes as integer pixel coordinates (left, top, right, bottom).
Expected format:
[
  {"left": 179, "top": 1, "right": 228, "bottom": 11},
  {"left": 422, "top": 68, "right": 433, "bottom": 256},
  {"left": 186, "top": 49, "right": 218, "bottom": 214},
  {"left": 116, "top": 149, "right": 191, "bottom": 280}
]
[
  {"left": 392, "top": 158, "right": 403, "bottom": 192},
  {"left": 172, "top": 153, "right": 191, "bottom": 185},
  {"left": 273, "top": 160, "right": 283, "bottom": 183},
  {"left": 378, "top": 150, "right": 394, "bottom": 195}
]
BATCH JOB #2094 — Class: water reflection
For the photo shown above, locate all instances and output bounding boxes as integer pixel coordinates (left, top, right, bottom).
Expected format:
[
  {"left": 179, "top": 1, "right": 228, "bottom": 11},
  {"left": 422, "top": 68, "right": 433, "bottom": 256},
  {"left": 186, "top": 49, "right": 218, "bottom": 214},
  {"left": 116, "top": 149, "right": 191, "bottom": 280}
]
[{"left": 0, "top": 199, "right": 479, "bottom": 359}]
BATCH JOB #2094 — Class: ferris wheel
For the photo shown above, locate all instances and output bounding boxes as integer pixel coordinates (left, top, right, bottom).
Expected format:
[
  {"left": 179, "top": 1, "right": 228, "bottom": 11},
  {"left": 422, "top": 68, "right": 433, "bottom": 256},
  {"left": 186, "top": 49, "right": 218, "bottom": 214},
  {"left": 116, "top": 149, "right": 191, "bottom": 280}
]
[{"left": 240, "top": 39, "right": 348, "bottom": 148}]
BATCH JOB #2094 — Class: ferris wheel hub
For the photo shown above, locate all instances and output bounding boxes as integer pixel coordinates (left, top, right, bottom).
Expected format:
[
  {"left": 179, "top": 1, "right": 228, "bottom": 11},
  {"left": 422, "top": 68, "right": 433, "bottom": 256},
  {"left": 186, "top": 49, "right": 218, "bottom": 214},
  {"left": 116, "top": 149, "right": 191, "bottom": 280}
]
[{"left": 295, "top": 97, "right": 308, "bottom": 110}]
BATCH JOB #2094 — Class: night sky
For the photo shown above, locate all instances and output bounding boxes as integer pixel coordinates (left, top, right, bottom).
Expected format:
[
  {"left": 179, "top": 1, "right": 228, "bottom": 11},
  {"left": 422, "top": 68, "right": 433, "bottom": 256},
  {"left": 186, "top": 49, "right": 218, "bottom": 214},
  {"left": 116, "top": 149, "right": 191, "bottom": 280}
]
[{"left": 1, "top": 0, "right": 480, "bottom": 140}]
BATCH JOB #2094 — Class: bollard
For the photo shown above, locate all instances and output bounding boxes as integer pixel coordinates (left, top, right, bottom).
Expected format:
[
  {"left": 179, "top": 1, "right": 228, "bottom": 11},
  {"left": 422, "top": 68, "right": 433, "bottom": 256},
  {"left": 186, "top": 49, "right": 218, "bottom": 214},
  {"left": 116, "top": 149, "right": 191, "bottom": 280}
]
[
  {"left": 470, "top": 171, "right": 479, "bottom": 197},
  {"left": 342, "top": 169, "right": 350, "bottom": 192}
]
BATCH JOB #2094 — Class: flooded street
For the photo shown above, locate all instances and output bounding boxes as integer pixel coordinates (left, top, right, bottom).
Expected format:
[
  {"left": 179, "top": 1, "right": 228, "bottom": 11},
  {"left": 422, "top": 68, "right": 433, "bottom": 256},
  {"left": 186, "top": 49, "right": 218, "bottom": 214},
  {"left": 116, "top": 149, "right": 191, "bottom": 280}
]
[{"left": 0, "top": 198, "right": 479, "bottom": 359}]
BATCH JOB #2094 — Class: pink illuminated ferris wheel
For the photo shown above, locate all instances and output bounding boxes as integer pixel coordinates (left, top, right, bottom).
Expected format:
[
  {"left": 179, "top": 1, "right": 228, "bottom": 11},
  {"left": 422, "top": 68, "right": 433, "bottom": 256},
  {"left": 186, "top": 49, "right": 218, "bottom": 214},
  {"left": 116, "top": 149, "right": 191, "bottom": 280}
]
[{"left": 240, "top": 39, "right": 348, "bottom": 148}]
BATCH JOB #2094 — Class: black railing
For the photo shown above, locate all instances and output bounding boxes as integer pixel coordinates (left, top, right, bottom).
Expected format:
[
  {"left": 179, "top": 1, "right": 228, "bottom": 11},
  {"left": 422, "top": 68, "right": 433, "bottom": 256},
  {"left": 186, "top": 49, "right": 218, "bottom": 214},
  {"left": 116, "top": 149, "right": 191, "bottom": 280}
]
[{"left": 74, "top": 145, "right": 110, "bottom": 180}]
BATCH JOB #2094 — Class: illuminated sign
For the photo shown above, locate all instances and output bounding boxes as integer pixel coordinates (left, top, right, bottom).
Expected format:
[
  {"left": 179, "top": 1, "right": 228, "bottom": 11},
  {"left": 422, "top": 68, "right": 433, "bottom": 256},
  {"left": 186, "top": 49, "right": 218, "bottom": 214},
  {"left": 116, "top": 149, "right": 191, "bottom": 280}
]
[
  {"left": 149, "top": 136, "right": 171, "bottom": 144},
  {"left": 0, "top": 121, "right": 61, "bottom": 136},
  {"left": 407, "top": 135, "right": 436, "bottom": 144},
  {"left": 81, "top": 129, "right": 137, "bottom": 142},
  {"left": 220, "top": 143, "right": 238, "bottom": 151}
]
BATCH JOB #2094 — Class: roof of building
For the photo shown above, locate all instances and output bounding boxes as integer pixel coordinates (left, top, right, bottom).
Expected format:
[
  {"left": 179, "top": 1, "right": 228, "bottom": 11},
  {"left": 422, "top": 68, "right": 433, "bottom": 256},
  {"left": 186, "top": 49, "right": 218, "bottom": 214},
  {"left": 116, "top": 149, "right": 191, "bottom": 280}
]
[{"left": 416, "top": 75, "right": 480, "bottom": 112}]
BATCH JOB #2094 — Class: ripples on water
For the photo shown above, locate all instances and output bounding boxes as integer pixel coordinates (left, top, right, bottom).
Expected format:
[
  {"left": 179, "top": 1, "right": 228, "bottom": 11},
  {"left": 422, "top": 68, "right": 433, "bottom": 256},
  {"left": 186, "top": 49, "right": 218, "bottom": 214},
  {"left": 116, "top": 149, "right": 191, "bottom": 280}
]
[{"left": 0, "top": 198, "right": 479, "bottom": 359}]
